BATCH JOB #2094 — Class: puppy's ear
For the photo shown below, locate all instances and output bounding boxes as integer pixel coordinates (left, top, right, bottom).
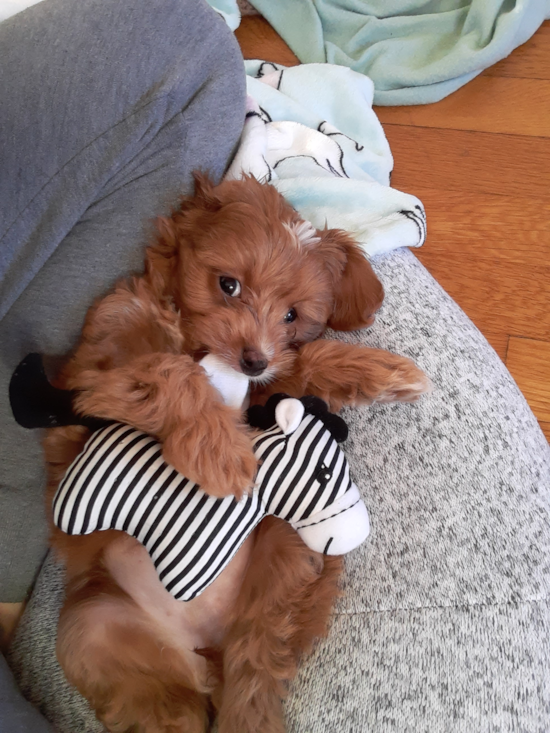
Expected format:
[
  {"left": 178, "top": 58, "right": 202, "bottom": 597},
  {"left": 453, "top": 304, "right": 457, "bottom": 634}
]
[{"left": 318, "top": 229, "right": 384, "bottom": 331}]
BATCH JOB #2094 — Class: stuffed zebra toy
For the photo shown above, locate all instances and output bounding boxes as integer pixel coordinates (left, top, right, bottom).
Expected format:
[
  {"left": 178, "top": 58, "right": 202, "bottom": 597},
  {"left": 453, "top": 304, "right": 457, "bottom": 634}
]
[{"left": 10, "top": 354, "right": 370, "bottom": 602}]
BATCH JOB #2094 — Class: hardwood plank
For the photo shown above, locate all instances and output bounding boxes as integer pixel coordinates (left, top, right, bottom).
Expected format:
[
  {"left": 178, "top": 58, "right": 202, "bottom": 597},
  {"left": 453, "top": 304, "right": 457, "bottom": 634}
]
[
  {"left": 540, "top": 422, "right": 550, "bottom": 442},
  {"left": 383, "top": 125, "right": 550, "bottom": 200},
  {"left": 413, "top": 251, "right": 550, "bottom": 343},
  {"left": 411, "top": 189, "right": 550, "bottom": 342},
  {"left": 506, "top": 338, "right": 550, "bottom": 422},
  {"left": 236, "top": 15, "right": 300, "bottom": 66},
  {"left": 375, "top": 77, "right": 550, "bottom": 138},
  {"left": 483, "top": 332, "right": 510, "bottom": 362},
  {"left": 411, "top": 189, "right": 550, "bottom": 265},
  {"left": 413, "top": 189, "right": 550, "bottom": 232},
  {"left": 484, "top": 22, "right": 550, "bottom": 80}
]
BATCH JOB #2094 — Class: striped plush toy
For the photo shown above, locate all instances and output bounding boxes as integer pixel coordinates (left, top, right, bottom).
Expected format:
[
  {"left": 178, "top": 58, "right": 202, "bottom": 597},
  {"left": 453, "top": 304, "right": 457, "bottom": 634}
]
[{"left": 10, "top": 354, "right": 370, "bottom": 601}]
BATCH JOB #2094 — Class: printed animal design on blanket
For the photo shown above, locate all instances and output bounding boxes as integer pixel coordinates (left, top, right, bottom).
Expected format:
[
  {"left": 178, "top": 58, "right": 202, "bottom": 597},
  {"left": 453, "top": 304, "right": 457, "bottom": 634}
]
[
  {"left": 52, "top": 395, "right": 370, "bottom": 601},
  {"left": 318, "top": 120, "right": 364, "bottom": 152},
  {"left": 232, "top": 98, "right": 350, "bottom": 181},
  {"left": 267, "top": 120, "right": 349, "bottom": 178},
  {"left": 399, "top": 205, "right": 427, "bottom": 247},
  {"left": 225, "top": 94, "right": 427, "bottom": 251},
  {"left": 255, "top": 61, "right": 284, "bottom": 90}
]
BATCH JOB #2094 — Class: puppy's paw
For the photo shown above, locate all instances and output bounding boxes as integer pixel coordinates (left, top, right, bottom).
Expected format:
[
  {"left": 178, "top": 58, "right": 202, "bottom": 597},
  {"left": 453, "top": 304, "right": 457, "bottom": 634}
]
[
  {"left": 298, "top": 341, "right": 432, "bottom": 411},
  {"left": 163, "top": 404, "right": 257, "bottom": 500},
  {"left": 322, "top": 350, "right": 432, "bottom": 410},
  {"left": 371, "top": 355, "right": 432, "bottom": 404},
  {"left": 195, "top": 421, "right": 258, "bottom": 500}
]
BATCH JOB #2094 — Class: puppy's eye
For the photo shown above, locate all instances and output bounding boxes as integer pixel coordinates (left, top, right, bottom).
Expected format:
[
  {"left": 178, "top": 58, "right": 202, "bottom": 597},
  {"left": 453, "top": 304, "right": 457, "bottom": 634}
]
[
  {"left": 219, "top": 276, "right": 241, "bottom": 298},
  {"left": 284, "top": 308, "right": 297, "bottom": 323}
]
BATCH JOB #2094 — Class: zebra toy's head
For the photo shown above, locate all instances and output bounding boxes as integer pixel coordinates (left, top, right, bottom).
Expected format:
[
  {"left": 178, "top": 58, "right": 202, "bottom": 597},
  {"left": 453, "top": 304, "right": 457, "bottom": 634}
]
[{"left": 247, "top": 394, "right": 369, "bottom": 557}]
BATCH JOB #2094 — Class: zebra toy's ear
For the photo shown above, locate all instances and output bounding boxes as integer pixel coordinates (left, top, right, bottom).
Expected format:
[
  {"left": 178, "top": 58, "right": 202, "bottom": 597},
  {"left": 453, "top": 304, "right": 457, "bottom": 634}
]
[
  {"left": 247, "top": 393, "right": 290, "bottom": 431},
  {"left": 246, "top": 393, "right": 349, "bottom": 442},
  {"left": 275, "top": 398, "right": 305, "bottom": 435},
  {"left": 247, "top": 395, "right": 305, "bottom": 435},
  {"left": 247, "top": 394, "right": 305, "bottom": 435},
  {"left": 300, "top": 396, "right": 349, "bottom": 443},
  {"left": 9, "top": 353, "right": 109, "bottom": 432}
]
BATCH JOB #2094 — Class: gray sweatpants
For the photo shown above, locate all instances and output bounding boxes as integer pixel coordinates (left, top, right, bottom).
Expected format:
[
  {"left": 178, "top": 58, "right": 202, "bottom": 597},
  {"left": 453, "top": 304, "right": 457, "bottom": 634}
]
[{"left": 0, "top": 0, "right": 246, "bottom": 603}]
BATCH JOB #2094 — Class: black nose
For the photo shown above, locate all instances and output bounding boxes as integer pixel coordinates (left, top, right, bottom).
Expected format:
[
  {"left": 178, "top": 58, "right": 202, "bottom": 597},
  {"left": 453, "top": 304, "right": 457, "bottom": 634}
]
[{"left": 240, "top": 348, "right": 268, "bottom": 377}]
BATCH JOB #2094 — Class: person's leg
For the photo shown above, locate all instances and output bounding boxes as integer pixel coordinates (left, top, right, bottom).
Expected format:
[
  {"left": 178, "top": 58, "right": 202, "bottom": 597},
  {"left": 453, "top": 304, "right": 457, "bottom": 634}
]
[
  {"left": 0, "top": 654, "right": 54, "bottom": 733},
  {"left": 0, "top": 0, "right": 246, "bottom": 602}
]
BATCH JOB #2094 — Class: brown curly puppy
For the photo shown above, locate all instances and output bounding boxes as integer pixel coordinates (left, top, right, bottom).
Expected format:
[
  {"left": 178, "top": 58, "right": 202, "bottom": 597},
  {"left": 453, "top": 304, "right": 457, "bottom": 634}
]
[{"left": 45, "top": 174, "right": 430, "bottom": 733}]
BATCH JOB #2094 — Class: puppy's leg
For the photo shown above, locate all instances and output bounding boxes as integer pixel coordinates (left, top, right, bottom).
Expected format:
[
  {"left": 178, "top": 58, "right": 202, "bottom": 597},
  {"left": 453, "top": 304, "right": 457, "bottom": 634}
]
[
  {"left": 57, "top": 567, "right": 212, "bottom": 733},
  {"left": 263, "top": 340, "right": 431, "bottom": 412},
  {"left": 216, "top": 517, "right": 342, "bottom": 733},
  {"left": 69, "top": 353, "right": 256, "bottom": 498}
]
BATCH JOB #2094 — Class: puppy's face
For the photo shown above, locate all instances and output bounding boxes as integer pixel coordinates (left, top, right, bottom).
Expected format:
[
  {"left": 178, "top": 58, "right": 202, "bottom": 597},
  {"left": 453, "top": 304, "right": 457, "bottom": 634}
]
[{"left": 148, "top": 176, "right": 383, "bottom": 383}]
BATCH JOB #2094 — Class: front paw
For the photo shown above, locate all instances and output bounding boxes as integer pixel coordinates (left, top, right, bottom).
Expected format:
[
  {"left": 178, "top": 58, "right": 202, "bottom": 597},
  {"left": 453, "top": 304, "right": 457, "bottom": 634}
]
[
  {"left": 321, "top": 350, "right": 432, "bottom": 411},
  {"left": 163, "top": 405, "right": 257, "bottom": 500},
  {"left": 369, "top": 354, "right": 432, "bottom": 404}
]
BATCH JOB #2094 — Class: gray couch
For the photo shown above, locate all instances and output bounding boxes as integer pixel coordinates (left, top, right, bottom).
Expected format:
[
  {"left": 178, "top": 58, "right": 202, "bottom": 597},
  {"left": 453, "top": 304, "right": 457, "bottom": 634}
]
[{"left": 8, "top": 248, "right": 550, "bottom": 732}]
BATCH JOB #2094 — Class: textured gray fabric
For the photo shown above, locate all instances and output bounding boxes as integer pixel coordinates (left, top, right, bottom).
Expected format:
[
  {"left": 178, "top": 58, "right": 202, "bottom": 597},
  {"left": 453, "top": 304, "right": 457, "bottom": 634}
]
[
  {"left": 7, "top": 558, "right": 102, "bottom": 733},
  {"left": 0, "top": 0, "right": 246, "bottom": 601},
  {"left": 0, "top": 0, "right": 243, "bottom": 318},
  {"left": 336, "top": 251, "right": 550, "bottom": 614},
  {"left": 287, "top": 600, "right": 550, "bottom": 733},
  {"left": 7, "top": 248, "right": 550, "bottom": 731}
]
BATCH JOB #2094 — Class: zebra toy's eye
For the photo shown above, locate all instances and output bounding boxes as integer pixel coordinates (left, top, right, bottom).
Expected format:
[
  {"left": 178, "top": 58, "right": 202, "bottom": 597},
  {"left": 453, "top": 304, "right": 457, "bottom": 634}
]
[
  {"left": 219, "top": 277, "right": 241, "bottom": 298},
  {"left": 284, "top": 308, "right": 297, "bottom": 323}
]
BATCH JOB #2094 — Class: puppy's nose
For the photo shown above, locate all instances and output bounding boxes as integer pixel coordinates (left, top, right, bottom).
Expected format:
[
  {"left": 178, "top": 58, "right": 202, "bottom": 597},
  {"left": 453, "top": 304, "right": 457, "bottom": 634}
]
[{"left": 240, "top": 348, "right": 268, "bottom": 377}]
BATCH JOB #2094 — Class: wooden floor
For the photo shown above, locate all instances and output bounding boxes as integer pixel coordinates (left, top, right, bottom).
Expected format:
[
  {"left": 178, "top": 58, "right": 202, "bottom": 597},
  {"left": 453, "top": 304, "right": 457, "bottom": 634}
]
[{"left": 236, "top": 17, "right": 550, "bottom": 442}]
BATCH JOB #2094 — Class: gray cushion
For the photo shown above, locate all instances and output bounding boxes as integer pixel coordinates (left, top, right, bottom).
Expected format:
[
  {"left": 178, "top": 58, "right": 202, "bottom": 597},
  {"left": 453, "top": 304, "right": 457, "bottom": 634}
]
[{"left": 8, "top": 248, "right": 550, "bottom": 732}]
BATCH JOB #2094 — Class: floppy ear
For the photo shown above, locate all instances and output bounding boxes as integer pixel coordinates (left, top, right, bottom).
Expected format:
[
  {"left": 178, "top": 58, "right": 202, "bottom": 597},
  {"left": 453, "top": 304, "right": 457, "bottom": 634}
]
[
  {"left": 317, "top": 229, "right": 384, "bottom": 331},
  {"left": 145, "top": 215, "right": 180, "bottom": 296}
]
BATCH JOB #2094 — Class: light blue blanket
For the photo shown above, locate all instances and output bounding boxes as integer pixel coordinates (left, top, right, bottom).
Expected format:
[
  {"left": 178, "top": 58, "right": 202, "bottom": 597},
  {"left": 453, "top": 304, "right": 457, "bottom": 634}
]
[
  {"left": 210, "top": 0, "right": 549, "bottom": 105},
  {"left": 224, "top": 62, "right": 426, "bottom": 257}
]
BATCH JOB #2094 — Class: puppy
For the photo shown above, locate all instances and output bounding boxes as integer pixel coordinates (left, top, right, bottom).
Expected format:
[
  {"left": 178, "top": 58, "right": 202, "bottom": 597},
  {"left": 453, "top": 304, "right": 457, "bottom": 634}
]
[{"left": 44, "top": 175, "right": 429, "bottom": 733}]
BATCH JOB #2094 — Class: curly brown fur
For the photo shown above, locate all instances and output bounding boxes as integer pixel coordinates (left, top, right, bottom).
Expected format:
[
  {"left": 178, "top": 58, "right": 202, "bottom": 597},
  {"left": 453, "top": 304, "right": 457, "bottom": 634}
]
[
  {"left": 215, "top": 518, "right": 343, "bottom": 733},
  {"left": 45, "top": 174, "right": 429, "bottom": 732},
  {"left": 57, "top": 566, "right": 212, "bottom": 733}
]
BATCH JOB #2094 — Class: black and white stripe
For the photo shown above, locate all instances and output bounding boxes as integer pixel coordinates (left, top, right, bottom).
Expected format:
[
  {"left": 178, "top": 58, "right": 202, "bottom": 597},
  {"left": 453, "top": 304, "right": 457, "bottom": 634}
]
[{"left": 53, "top": 414, "right": 354, "bottom": 601}]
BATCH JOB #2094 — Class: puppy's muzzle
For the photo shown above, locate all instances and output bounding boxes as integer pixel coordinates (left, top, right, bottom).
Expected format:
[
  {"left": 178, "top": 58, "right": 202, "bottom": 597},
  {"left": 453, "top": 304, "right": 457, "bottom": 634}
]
[{"left": 240, "top": 348, "right": 268, "bottom": 377}]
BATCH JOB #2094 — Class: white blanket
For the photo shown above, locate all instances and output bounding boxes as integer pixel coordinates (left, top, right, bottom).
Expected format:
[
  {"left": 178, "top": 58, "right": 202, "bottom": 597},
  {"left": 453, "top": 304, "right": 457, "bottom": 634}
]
[{"left": 226, "top": 61, "right": 426, "bottom": 257}]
